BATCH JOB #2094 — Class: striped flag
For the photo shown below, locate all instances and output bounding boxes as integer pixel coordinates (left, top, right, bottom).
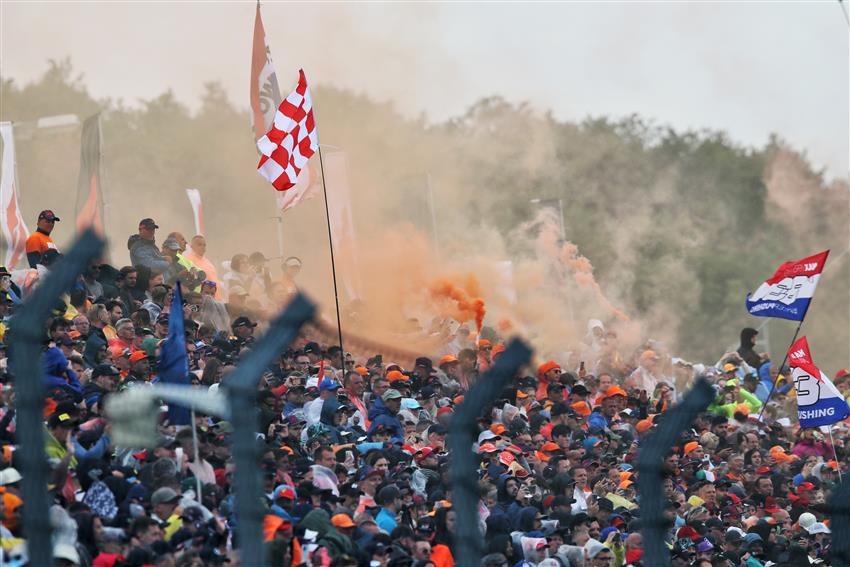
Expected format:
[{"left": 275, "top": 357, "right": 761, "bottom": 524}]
[
  {"left": 256, "top": 69, "right": 319, "bottom": 191},
  {"left": 75, "top": 114, "right": 105, "bottom": 235},
  {"left": 746, "top": 251, "right": 828, "bottom": 321},
  {"left": 788, "top": 336, "right": 850, "bottom": 427},
  {"left": 250, "top": 2, "right": 282, "bottom": 143},
  {"left": 0, "top": 123, "right": 30, "bottom": 267}
]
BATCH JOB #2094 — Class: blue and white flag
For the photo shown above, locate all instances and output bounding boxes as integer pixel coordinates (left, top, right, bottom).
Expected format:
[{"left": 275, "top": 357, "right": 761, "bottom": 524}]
[
  {"left": 789, "top": 336, "right": 850, "bottom": 428},
  {"left": 746, "top": 251, "right": 829, "bottom": 321}
]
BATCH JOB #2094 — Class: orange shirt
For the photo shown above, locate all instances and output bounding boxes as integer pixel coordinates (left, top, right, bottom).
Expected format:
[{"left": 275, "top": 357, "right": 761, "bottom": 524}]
[{"left": 25, "top": 230, "right": 58, "bottom": 256}]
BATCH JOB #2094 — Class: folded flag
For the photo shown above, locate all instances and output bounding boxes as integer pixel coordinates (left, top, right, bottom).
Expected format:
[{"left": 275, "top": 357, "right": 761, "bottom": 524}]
[
  {"left": 788, "top": 336, "right": 850, "bottom": 427},
  {"left": 746, "top": 250, "right": 829, "bottom": 321},
  {"left": 256, "top": 69, "right": 319, "bottom": 191}
]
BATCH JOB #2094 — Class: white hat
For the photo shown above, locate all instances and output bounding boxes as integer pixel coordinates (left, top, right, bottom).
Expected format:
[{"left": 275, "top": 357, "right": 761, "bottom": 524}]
[
  {"left": 478, "top": 430, "right": 499, "bottom": 444},
  {"left": 53, "top": 542, "right": 80, "bottom": 564},
  {"left": 0, "top": 467, "right": 22, "bottom": 486},
  {"left": 807, "top": 522, "right": 831, "bottom": 535},
  {"left": 798, "top": 512, "right": 817, "bottom": 530}
]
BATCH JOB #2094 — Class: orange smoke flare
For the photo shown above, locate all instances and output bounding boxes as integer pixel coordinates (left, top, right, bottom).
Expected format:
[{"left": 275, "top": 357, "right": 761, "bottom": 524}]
[{"left": 430, "top": 278, "right": 487, "bottom": 333}]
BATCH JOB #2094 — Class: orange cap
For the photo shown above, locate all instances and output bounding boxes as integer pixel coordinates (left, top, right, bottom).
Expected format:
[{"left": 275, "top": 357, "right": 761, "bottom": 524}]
[
  {"left": 438, "top": 355, "right": 459, "bottom": 366},
  {"left": 541, "top": 442, "right": 560, "bottom": 452},
  {"left": 516, "top": 390, "right": 530, "bottom": 399},
  {"left": 535, "top": 451, "right": 551, "bottom": 462},
  {"left": 128, "top": 351, "right": 148, "bottom": 364},
  {"left": 263, "top": 514, "right": 292, "bottom": 542},
  {"left": 619, "top": 479, "right": 634, "bottom": 490},
  {"left": 571, "top": 401, "right": 591, "bottom": 417},
  {"left": 602, "top": 386, "right": 627, "bottom": 399},
  {"left": 538, "top": 361, "right": 561, "bottom": 377},
  {"left": 331, "top": 514, "right": 356, "bottom": 529},
  {"left": 636, "top": 418, "right": 654, "bottom": 434},
  {"left": 683, "top": 441, "right": 700, "bottom": 456},
  {"left": 479, "top": 339, "right": 492, "bottom": 348},
  {"left": 387, "top": 370, "right": 408, "bottom": 383},
  {"left": 354, "top": 366, "right": 369, "bottom": 376},
  {"left": 491, "top": 423, "right": 507, "bottom": 435},
  {"left": 734, "top": 403, "right": 750, "bottom": 416}
]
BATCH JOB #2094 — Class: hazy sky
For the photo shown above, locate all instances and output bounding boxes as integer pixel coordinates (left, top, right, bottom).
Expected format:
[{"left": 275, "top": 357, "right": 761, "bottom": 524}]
[{"left": 2, "top": 1, "right": 848, "bottom": 179}]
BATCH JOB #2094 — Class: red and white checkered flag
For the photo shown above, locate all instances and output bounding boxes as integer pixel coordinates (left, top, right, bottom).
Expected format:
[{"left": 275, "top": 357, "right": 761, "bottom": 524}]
[{"left": 257, "top": 69, "right": 319, "bottom": 191}]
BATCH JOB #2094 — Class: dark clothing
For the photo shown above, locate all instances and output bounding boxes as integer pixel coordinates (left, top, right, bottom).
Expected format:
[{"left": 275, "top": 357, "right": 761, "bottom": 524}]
[{"left": 737, "top": 327, "right": 762, "bottom": 370}]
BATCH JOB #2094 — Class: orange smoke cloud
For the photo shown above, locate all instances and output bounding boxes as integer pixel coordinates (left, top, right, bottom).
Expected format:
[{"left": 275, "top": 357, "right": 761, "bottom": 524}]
[
  {"left": 564, "top": 247, "right": 630, "bottom": 322},
  {"left": 429, "top": 277, "right": 487, "bottom": 333}
]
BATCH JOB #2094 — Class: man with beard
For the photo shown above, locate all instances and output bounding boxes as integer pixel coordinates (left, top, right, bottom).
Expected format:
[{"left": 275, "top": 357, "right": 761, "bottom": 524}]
[
  {"left": 124, "top": 351, "right": 152, "bottom": 385},
  {"left": 83, "top": 364, "right": 120, "bottom": 410}
]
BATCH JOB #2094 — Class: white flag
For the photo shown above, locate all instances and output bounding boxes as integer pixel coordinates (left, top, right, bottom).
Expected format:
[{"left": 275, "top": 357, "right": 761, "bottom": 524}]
[
  {"left": 185, "top": 188, "right": 204, "bottom": 236},
  {"left": 0, "top": 123, "right": 30, "bottom": 268}
]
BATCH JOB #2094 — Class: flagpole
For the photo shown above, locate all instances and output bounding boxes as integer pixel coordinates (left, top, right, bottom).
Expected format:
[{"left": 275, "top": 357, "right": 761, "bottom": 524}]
[
  {"left": 828, "top": 425, "right": 843, "bottom": 482},
  {"left": 317, "top": 145, "right": 345, "bottom": 356},
  {"left": 757, "top": 318, "right": 804, "bottom": 421},
  {"left": 190, "top": 409, "right": 203, "bottom": 501}
]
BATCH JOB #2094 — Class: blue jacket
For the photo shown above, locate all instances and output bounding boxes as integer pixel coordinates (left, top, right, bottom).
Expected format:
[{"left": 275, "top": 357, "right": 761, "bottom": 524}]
[
  {"left": 588, "top": 411, "right": 609, "bottom": 431},
  {"left": 42, "top": 347, "right": 83, "bottom": 399},
  {"left": 367, "top": 397, "right": 404, "bottom": 442},
  {"left": 756, "top": 362, "right": 790, "bottom": 403}
]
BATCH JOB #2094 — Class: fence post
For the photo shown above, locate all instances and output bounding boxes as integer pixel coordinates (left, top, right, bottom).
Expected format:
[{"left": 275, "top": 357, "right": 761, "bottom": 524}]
[
  {"left": 9, "top": 229, "right": 105, "bottom": 567},
  {"left": 449, "top": 339, "right": 533, "bottom": 567},
  {"left": 222, "top": 293, "right": 315, "bottom": 566},
  {"left": 635, "top": 378, "right": 714, "bottom": 567}
]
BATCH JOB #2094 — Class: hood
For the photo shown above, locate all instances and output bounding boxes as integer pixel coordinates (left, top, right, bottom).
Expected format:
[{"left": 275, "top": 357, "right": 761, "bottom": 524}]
[
  {"left": 42, "top": 347, "right": 69, "bottom": 377},
  {"left": 127, "top": 234, "right": 141, "bottom": 250},
  {"left": 520, "top": 536, "right": 548, "bottom": 562},
  {"left": 740, "top": 328, "right": 758, "bottom": 349},
  {"left": 298, "top": 508, "right": 333, "bottom": 537},
  {"left": 496, "top": 474, "right": 517, "bottom": 502},
  {"left": 367, "top": 395, "right": 392, "bottom": 420},
  {"left": 515, "top": 506, "right": 539, "bottom": 532}
]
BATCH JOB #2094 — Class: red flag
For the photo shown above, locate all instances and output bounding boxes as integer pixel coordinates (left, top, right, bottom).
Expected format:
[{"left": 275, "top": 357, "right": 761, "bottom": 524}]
[
  {"left": 75, "top": 114, "right": 105, "bottom": 235},
  {"left": 250, "top": 3, "right": 282, "bottom": 143},
  {"left": 256, "top": 69, "right": 319, "bottom": 191},
  {"left": 0, "top": 122, "right": 30, "bottom": 267}
]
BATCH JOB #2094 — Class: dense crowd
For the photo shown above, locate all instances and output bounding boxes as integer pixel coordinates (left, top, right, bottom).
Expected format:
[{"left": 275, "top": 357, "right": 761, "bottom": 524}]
[{"left": 0, "top": 211, "right": 846, "bottom": 566}]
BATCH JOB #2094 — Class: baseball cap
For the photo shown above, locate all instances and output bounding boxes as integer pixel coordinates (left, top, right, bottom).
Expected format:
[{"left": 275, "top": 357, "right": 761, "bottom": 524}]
[
  {"left": 272, "top": 485, "right": 296, "bottom": 500},
  {"left": 232, "top": 316, "right": 257, "bottom": 329},
  {"left": 151, "top": 487, "right": 181, "bottom": 506},
  {"left": 38, "top": 210, "right": 61, "bottom": 222},
  {"left": 162, "top": 238, "right": 181, "bottom": 251},
  {"left": 319, "top": 379, "right": 340, "bottom": 392},
  {"left": 331, "top": 514, "right": 356, "bottom": 529},
  {"left": 382, "top": 389, "right": 403, "bottom": 401},
  {"left": 53, "top": 543, "right": 80, "bottom": 564},
  {"left": 129, "top": 351, "right": 148, "bottom": 363},
  {"left": 92, "top": 364, "right": 120, "bottom": 380},
  {"left": 139, "top": 218, "right": 159, "bottom": 229},
  {"left": 806, "top": 522, "right": 830, "bottom": 535}
]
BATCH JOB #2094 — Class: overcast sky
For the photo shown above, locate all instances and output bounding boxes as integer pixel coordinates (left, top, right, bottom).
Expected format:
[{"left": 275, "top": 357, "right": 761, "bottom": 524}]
[{"left": 2, "top": 1, "right": 848, "bottom": 179}]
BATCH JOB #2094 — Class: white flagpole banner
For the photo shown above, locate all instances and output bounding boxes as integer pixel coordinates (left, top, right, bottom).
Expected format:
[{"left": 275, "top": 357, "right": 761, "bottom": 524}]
[
  {"left": 0, "top": 123, "right": 30, "bottom": 268},
  {"left": 185, "top": 188, "right": 204, "bottom": 236}
]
